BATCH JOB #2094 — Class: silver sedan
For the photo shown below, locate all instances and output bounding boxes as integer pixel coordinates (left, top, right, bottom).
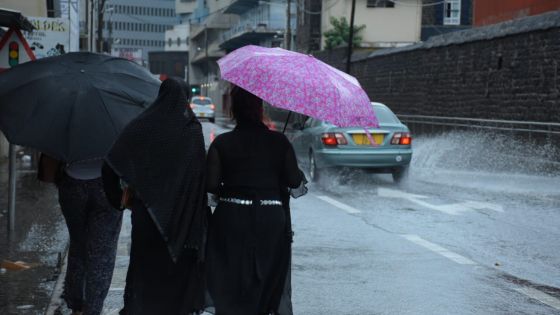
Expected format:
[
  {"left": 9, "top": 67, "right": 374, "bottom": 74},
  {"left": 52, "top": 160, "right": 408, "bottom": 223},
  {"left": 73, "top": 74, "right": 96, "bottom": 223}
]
[{"left": 289, "top": 102, "right": 412, "bottom": 183}]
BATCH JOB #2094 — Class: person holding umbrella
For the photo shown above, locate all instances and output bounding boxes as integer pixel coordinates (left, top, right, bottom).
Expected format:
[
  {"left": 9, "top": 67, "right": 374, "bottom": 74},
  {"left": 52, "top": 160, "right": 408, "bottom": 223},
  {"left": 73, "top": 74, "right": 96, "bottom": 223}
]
[
  {"left": 103, "top": 78, "right": 208, "bottom": 315},
  {"left": 205, "top": 85, "right": 307, "bottom": 315},
  {"left": 0, "top": 52, "right": 160, "bottom": 315},
  {"left": 37, "top": 153, "right": 123, "bottom": 315}
]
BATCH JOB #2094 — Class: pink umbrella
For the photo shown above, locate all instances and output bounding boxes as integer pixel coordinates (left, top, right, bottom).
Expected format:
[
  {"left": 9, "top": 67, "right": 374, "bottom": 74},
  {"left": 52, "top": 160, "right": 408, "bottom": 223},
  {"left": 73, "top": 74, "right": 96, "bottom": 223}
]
[{"left": 217, "top": 45, "right": 379, "bottom": 129}]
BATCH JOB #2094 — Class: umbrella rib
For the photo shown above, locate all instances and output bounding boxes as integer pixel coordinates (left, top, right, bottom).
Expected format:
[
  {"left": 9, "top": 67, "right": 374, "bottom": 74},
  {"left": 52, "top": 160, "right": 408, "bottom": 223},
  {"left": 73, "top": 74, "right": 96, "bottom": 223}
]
[{"left": 90, "top": 80, "right": 120, "bottom": 137}]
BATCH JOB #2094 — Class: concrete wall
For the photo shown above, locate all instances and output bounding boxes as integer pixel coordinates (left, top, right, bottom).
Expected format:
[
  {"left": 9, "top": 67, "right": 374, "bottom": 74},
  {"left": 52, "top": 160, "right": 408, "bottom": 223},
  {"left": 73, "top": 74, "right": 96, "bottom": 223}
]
[
  {"left": 313, "top": 12, "right": 560, "bottom": 123},
  {"left": 0, "top": 0, "right": 47, "bottom": 17},
  {"left": 165, "top": 23, "right": 190, "bottom": 51},
  {"left": 321, "top": 0, "right": 422, "bottom": 49}
]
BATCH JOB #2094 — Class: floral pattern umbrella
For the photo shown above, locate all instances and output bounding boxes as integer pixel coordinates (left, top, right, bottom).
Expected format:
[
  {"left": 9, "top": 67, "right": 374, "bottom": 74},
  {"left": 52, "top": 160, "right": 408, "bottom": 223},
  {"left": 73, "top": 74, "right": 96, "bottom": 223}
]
[{"left": 217, "top": 45, "right": 379, "bottom": 128}]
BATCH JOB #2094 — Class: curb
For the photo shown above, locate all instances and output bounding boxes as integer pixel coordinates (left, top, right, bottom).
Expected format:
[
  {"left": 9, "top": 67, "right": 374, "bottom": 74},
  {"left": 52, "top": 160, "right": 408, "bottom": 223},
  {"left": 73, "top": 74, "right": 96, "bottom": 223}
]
[{"left": 45, "top": 248, "right": 68, "bottom": 315}]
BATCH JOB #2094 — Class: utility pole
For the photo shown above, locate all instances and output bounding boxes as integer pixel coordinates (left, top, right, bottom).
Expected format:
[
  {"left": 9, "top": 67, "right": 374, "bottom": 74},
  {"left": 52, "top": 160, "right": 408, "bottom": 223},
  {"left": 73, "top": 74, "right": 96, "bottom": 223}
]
[
  {"left": 89, "top": 0, "right": 94, "bottom": 51},
  {"left": 205, "top": 27, "right": 209, "bottom": 96},
  {"left": 345, "top": 0, "right": 356, "bottom": 74},
  {"left": 286, "top": 0, "right": 292, "bottom": 50},
  {"left": 97, "top": 0, "right": 107, "bottom": 52}
]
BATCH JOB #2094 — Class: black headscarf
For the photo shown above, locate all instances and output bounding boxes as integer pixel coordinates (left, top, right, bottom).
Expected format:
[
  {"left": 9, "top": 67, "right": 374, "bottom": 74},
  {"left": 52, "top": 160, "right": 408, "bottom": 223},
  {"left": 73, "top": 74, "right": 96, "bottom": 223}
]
[{"left": 105, "top": 78, "right": 207, "bottom": 262}]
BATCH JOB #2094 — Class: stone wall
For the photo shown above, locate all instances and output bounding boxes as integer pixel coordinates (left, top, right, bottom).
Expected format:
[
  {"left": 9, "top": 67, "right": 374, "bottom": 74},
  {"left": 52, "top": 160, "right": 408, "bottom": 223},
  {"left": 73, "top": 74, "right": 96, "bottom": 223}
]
[{"left": 313, "top": 12, "right": 560, "bottom": 123}]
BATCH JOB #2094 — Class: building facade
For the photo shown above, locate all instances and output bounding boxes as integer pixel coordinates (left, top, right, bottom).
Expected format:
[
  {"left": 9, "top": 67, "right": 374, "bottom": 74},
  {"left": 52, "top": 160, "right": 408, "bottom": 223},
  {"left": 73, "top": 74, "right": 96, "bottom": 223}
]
[
  {"left": 187, "top": 0, "right": 295, "bottom": 111},
  {"left": 101, "top": 0, "right": 178, "bottom": 65},
  {"left": 473, "top": 0, "right": 560, "bottom": 26},
  {"left": 421, "top": 0, "right": 472, "bottom": 41},
  {"left": 297, "top": 0, "right": 423, "bottom": 52}
]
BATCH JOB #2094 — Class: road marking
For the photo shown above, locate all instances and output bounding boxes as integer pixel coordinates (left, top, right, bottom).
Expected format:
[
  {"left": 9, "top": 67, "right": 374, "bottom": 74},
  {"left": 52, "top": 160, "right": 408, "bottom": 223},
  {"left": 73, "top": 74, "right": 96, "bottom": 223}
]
[
  {"left": 401, "top": 234, "right": 477, "bottom": 265},
  {"left": 315, "top": 195, "right": 361, "bottom": 214},
  {"left": 378, "top": 188, "right": 503, "bottom": 215},
  {"left": 109, "top": 288, "right": 125, "bottom": 292},
  {"left": 516, "top": 287, "right": 560, "bottom": 310}
]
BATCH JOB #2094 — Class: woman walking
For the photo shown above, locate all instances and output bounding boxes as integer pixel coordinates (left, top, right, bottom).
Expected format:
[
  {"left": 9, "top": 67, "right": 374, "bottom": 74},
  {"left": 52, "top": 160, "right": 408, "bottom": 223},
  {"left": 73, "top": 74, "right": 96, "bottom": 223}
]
[
  {"left": 38, "top": 154, "right": 122, "bottom": 315},
  {"left": 206, "top": 86, "right": 306, "bottom": 315},
  {"left": 102, "top": 78, "right": 208, "bottom": 315}
]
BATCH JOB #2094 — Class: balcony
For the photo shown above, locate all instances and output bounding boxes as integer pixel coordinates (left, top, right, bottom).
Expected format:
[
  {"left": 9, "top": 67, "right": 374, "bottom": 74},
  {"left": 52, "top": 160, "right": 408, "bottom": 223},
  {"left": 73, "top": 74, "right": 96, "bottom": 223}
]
[
  {"left": 223, "top": 0, "right": 259, "bottom": 14},
  {"left": 220, "top": 4, "right": 290, "bottom": 51},
  {"left": 190, "top": 42, "right": 226, "bottom": 64},
  {"left": 190, "top": 13, "right": 238, "bottom": 40}
]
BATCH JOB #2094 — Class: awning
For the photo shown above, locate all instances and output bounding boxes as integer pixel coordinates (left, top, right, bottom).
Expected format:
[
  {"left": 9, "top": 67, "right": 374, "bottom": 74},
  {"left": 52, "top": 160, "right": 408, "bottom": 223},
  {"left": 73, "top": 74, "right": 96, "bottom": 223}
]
[{"left": 0, "top": 8, "right": 35, "bottom": 32}]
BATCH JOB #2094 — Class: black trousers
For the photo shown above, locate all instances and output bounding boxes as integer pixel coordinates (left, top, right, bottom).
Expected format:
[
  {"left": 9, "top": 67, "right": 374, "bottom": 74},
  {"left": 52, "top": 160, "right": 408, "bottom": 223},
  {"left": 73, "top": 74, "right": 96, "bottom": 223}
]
[{"left": 58, "top": 175, "right": 123, "bottom": 315}]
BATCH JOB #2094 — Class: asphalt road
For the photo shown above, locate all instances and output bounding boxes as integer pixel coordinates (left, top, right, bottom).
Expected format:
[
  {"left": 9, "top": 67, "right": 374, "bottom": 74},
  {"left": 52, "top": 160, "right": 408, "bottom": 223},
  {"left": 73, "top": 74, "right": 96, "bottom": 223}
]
[
  {"left": 89, "top": 121, "right": 560, "bottom": 315},
  {"left": 204, "top": 121, "right": 560, "bottom": 315}
]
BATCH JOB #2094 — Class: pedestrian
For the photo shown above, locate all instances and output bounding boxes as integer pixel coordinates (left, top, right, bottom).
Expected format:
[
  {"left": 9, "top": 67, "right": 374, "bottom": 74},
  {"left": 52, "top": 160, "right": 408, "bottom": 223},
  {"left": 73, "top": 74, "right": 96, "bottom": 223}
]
[
  {"left": 37, "top": 153, "right": 123, "bottom": 315},
  {"left": 102, "top": 78, "right": 208, "bottom": 315},
  {"left": 205, "top": 85, "right": 307, "bottom": 315}
]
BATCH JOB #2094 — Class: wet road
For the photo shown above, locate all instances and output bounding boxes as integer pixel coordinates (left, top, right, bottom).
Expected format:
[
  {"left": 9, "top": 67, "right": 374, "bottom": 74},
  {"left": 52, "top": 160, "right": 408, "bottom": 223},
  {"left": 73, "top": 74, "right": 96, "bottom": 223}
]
[{"left": 203, "top": 122, "right": 560, "bottom": 314}]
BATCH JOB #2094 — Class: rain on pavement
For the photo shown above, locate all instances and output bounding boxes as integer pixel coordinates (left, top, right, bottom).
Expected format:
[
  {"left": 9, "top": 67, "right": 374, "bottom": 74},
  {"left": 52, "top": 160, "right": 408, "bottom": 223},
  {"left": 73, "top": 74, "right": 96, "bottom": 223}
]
[{"left": 94, "top": 121, "right": 560, "bottom": 315}]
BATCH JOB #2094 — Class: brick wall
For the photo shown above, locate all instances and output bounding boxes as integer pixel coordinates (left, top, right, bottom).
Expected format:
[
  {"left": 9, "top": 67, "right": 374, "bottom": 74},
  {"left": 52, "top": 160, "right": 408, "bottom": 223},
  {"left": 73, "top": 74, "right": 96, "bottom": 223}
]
[{"left": 314, "top": 26, "right": 560, "bottom": 123}]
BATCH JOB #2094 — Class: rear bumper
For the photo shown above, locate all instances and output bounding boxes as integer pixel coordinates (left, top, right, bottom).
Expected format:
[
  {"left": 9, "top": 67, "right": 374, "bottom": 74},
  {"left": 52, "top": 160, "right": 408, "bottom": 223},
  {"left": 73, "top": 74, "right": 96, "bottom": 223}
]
[
  {"left": 193, "top": 109, "right": 215, "bottom": 119},
  {"left": 315, "top": 148, "right": 412, "bottom": 169}
]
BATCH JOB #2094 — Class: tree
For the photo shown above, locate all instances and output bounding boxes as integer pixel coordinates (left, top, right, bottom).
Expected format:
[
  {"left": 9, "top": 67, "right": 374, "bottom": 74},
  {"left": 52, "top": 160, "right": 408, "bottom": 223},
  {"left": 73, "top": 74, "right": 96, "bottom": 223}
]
[{"left": 323, "top": 17, "right": 366, "bottom": 50}]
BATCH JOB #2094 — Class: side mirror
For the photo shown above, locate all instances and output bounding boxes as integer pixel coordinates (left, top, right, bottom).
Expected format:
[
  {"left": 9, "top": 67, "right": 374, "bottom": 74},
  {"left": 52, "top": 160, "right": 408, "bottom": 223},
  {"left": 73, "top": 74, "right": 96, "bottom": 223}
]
[{"left": 292, "top": 122, "right": 304, "bottom": 130}]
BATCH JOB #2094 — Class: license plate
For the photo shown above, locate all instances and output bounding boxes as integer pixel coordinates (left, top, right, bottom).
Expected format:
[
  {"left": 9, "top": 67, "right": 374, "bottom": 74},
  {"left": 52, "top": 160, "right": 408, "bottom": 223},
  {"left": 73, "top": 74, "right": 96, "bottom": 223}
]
[
  {"left": 351, "top": 134, "right": 384, "bottom": 145},
  {"left": 199, "top": 113, "right": 205, "bottom": 117}
]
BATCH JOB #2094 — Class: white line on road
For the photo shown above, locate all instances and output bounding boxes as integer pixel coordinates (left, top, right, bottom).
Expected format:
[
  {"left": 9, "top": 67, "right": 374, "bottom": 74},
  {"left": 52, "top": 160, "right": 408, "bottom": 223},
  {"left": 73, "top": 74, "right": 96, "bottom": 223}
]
[
  {"left": 315, "top": 195, "right": 361, "bottom": 214},
  {"left": 401, "top": 234, "right": 477, "bottom": 265},
  {"left": 109, "top": 288, "right": 125, "bottom": 292},
  {"left": 516, "top": 287, "right": 560, "bottom": 310},
  {"left": 378, "top": 188, "right": 503, "bottom": 215}
]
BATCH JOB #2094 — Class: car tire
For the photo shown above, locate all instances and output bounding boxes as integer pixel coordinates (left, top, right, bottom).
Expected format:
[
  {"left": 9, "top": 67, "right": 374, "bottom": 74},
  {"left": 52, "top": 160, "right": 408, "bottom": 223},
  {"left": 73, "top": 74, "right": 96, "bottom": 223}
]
[
  {"left": 209, "top": 118, "right": 215, "bottom": 123},
  {"left": 309, "top": 152, "right": 319, "bottom": 182},
  {"left": 392, "top": 165, "right": 410, "bottom": 184}
]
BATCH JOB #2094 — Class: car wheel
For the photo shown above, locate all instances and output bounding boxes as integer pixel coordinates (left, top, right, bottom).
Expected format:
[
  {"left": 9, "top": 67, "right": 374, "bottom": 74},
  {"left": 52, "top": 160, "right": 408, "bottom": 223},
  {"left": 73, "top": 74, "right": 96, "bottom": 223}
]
[
  {"left": 209, "top": 118, "right": 215, "bottom": 123},
  {"left": 392, "top": 165, "right": 409, "bottom": 184},
  {"left": 309, "top": 152, "right": 319, "bottom": 182}
]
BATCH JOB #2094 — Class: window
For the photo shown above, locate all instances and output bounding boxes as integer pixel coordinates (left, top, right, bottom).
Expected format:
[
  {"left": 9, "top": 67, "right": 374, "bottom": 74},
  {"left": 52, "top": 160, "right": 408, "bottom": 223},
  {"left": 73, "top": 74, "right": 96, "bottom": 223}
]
[
  {"left": 177, "top": 37, "right": 181, "bottom": 46},
  {"left": 444, "top": 0, "right": 461, "bottom": 25},
  {"left": 367, "top": 0, "right": 395, "bottom": 8}
]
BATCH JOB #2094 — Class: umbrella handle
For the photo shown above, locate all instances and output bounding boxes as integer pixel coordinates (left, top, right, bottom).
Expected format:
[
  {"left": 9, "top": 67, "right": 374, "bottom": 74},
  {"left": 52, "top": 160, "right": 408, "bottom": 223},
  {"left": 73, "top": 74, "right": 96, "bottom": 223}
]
[
  {"left": 364, "top": 128, "right": 379, "bottom": 147},
  {"left": 283, "top": 111, "right": 293, "bottom": 134}
]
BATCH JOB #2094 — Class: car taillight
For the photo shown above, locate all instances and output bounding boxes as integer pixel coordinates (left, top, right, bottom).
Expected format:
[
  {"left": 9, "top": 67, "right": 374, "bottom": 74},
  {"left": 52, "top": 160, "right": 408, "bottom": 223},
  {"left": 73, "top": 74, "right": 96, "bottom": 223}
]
[
  {"left": 190, "top": 104, "right": 196, "bottom": 109},
  {"left": 321, "top": 133, "right": 347, "bottom": 146},
  {"left": 391, "top": 132, "right": 412, "bottom": 145},
  {"left": 209, "top": 104, "right": 215, "bottom": 110}
]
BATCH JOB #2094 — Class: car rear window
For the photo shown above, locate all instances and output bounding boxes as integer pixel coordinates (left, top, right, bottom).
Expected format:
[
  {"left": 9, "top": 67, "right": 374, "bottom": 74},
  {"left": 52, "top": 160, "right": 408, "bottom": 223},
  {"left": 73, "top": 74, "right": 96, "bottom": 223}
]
[
  {"left": 373, "top": 106, "right": 400, "bottom": 124},
  {"left": 192, "top": 98, "right": 212, "bottom": 105}
]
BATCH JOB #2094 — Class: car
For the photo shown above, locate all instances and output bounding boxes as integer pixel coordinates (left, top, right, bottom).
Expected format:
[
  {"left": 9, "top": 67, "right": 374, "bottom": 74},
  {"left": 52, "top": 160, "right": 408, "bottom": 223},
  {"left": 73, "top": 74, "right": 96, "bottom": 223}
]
[
  {"left": 190, "top": 96, "right": 215, "bottom": 123},
  {"left": 289, "top": 102, "right": 412, "bottom": 183}
]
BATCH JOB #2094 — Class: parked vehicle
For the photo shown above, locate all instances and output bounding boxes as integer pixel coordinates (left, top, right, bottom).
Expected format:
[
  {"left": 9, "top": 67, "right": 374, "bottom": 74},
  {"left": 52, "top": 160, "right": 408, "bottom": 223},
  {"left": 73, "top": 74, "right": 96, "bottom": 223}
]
[
  {"left": 190, "top": 96, "right": 215, "bottom": 123},
  {"left": 289, "top": 102, "right": 412, "bottom": 183}
]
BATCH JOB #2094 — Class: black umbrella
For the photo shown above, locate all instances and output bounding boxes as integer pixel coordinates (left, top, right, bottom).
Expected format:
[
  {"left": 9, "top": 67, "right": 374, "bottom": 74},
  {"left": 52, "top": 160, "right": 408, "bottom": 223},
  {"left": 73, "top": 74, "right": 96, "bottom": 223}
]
[{"left": 0, "top": 52, "right": 160, "bottom": 162}]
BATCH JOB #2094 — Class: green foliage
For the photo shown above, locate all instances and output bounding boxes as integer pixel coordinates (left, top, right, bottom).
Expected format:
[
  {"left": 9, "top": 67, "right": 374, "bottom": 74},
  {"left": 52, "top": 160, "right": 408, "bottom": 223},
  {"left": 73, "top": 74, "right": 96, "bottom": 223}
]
[{"left": 323, "top": 17, "right": 366, "bottom": 50}]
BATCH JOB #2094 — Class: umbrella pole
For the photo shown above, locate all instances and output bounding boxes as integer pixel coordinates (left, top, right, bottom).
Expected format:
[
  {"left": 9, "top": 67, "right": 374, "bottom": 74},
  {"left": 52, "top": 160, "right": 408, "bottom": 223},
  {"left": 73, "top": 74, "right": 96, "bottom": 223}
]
[
  {"left": 7, "top": 143, "right": 17, "bottom": 236},
  {"left": 282, "top": 111, "right": 293, "bottom": 134}
]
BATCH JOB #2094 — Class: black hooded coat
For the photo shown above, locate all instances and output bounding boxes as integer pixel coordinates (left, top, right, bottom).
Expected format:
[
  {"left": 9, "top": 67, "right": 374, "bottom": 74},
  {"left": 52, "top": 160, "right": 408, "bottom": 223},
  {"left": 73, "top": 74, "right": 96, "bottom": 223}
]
[
  {"left": 103, "top": 78, "right": 207, "bottom": 314},
  {"left": 106, "top": 78, "right": 207, "bottom": 261}
]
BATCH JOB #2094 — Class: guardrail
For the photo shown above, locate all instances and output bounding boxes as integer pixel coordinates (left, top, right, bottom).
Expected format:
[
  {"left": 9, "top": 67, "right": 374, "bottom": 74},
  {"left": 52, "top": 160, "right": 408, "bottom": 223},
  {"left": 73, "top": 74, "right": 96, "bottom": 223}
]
[{"left": 397, "top": 115, "right": 560, "bottom": 137}]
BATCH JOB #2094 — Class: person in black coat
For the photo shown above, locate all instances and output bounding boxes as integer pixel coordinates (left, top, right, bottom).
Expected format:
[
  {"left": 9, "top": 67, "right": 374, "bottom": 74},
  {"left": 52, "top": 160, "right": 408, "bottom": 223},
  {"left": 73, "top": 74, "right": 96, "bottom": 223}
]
[
  {"left": 102, "top": 78, "right": 208, "bottom": 315},
  {"left": 206, "top": 86, "right": 307, "bottom": 315}
]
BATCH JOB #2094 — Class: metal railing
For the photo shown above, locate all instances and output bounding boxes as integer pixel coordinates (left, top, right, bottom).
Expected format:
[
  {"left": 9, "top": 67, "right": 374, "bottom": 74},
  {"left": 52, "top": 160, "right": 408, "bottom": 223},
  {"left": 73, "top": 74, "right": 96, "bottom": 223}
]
[{"left": 397, "top": 114, "right": 560, "bottom": 137}]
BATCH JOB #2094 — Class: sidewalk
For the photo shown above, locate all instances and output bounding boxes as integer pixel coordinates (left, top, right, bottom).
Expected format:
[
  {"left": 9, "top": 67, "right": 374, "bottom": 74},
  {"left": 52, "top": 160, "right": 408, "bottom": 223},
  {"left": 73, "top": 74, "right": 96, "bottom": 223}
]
[{"left": 0, "top": 157, "right": 68, "bottom": 315}]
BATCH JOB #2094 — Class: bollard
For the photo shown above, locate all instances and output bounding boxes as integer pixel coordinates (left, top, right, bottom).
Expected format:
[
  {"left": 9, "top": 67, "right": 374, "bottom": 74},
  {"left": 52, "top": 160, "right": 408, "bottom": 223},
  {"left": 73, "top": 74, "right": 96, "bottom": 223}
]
[{"left": 8, "top": 143, "right": 17, "bottom": 234}]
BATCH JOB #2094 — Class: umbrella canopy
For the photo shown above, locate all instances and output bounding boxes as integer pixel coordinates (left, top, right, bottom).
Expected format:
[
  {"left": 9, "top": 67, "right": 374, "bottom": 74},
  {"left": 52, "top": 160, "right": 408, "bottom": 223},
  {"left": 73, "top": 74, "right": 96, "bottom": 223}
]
[
  {"left": 0, "top": 52, "right": 160, "bottom": 162},
  {"left": 218, "top": 45, "right": 379, "bottom": 128}
]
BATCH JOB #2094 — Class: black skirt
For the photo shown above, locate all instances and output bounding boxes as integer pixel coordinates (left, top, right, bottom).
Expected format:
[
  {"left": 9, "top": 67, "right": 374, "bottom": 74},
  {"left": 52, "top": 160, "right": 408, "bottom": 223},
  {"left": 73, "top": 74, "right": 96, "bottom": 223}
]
[
  {"left": 206, "top": 200, "right": 292, "bottom": 315},
  {"left": 123, "top": 204, "right": 205, "bottom": 315}
]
